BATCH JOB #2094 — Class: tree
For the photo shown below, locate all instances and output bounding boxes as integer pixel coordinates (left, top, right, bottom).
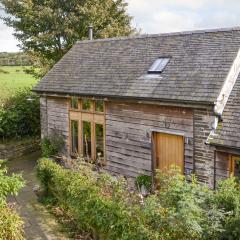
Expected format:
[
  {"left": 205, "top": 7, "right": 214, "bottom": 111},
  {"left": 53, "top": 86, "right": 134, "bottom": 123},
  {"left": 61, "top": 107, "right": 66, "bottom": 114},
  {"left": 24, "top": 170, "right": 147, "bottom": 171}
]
[{"left": 0, "top": 0, "right": 135, "bottom": 77}]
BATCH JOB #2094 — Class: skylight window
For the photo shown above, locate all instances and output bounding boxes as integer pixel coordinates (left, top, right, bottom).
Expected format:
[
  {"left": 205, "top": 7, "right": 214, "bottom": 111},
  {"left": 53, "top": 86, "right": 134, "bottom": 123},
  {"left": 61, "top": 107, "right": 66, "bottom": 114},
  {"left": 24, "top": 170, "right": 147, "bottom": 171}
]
[{"left": 148, "top": 58, "right": 170, "bottom": 74}]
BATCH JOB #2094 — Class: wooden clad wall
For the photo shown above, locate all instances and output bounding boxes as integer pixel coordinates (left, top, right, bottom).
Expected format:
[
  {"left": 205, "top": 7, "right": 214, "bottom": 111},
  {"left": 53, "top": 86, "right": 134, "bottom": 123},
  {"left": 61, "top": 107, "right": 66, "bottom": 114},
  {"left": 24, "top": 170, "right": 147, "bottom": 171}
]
[
  {"left": 105, "top": 101, "right": 194, "bottom": 178},
  {"left": 215, "top": 151, "right": 230, "bottom": 183},
  {"left": 39, "top": 96, "right": 219, "bottom": 186},
  {"left": 40, "top": 97, "right": 48, "bottom": 139},
  {"left": 42, "top": 96, "right": 69, "bottom": 154}
]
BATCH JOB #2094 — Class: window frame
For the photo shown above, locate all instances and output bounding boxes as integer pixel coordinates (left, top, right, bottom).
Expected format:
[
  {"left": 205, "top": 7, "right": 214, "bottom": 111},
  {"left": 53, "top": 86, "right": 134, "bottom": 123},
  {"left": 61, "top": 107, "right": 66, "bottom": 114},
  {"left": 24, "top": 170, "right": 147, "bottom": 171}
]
[
  {"left": 68, "top": 97, "right": 106, "bottom": 164},
  {"left": 70, "top": 119, "right": 79, "bottom": 155},
  {"left": 229, "top": 155, "right": 240, "bottom": 177}
]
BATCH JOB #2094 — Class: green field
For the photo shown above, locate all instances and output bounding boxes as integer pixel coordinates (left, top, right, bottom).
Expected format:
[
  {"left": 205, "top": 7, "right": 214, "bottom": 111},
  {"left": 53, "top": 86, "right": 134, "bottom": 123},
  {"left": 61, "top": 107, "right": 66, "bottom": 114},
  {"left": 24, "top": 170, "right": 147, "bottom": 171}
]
[{"left": 0, "top": 66, "right": 38, "bottom": 102}]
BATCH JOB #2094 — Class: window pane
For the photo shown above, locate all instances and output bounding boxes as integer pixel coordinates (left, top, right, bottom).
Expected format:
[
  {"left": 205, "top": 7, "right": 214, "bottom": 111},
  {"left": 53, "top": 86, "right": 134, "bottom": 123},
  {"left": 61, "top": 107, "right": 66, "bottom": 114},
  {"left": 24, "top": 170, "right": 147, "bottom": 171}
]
[
  {"left": 95, "top": 100, "right": 104, "bottom": 112},
  {"left": 71, "top": 120, "right": 78, "bottom": 153},
  {"left": 96, "top": 124, "right": 104, "bottom": 161},
  {"left": 83, "top": 121, "right": 91, "bottom": 159},
  {"left": 71, "top": 97, "right": 78, "bottom": 109},
  {"left": 82, "top": 99, "right": 91, "bottom": 111},
  {"left": 148, "top": 58, "right": 170, "bottom": 73}
]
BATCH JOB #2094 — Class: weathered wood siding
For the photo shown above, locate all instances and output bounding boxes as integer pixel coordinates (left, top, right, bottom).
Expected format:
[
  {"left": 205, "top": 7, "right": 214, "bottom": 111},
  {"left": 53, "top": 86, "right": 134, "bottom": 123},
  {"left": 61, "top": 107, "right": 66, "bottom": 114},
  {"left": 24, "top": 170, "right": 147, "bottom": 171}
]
[
  {"left": 39, "top": 96, "right": 224, "bottom": 187},
  {"left": 193, "top": 109, "right": 216, "bottom": 186},
  {"left": 215, "top": 151, "right": 230, "bottom": 183},
  {"left": 40, "top": 97, "right": 48, "bottom": 139},
  {"left": 40, "top": 96, "right": 69, "bottom": 154},
  {"left": 105, "top": 101, "right": 194, "bottom": 178}
]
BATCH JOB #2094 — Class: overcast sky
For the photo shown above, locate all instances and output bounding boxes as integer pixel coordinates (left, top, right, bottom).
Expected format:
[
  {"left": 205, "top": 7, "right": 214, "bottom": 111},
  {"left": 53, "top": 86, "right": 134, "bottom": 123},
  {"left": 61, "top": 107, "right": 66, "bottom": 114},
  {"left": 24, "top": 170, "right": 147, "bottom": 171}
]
[{"left": 1, "top": 0, "right": 240, "bottom": 52}]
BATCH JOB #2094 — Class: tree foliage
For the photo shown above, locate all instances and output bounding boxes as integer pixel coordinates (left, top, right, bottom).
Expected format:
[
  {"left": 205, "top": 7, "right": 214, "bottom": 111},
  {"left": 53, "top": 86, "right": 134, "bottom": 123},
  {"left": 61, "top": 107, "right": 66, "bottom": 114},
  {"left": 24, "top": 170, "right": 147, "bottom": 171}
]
[{"left": 0, "top": 0, "right": 135, "bottom": 77}]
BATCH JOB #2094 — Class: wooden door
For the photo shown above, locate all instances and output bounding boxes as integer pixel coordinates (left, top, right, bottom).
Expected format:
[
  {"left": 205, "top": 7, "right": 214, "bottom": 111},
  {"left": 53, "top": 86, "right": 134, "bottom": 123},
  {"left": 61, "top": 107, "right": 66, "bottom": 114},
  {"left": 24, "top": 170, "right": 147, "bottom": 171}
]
[{"left": 155, "top": 133, "right": 184, "bottom": 173}]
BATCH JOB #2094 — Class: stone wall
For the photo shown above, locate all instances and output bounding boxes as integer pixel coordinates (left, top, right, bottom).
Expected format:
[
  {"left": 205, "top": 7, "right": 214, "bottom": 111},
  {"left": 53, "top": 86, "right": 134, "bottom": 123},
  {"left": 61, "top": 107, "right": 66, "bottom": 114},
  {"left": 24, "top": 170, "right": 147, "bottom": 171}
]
[
  {"left": 193, "top": 108, "right": 216, "bottom": 187},
  {"left": 0, "top": 138, "right": 40, "bottom": 160}
]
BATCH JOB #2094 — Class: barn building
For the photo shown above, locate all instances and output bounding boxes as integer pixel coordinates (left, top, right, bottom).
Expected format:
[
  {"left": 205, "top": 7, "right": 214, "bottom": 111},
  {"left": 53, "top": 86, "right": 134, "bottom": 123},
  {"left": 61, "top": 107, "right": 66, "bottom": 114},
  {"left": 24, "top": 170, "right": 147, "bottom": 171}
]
[{"left": 33, "top": 27, "right": 240, "bottom": 187}]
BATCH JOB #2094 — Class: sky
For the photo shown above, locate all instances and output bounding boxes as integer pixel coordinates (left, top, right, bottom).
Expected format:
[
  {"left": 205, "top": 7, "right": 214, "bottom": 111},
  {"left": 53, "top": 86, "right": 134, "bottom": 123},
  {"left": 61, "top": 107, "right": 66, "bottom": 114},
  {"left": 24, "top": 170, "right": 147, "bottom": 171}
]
[{"left": 1, "top": 0, "right": 240, "bottom": 52}]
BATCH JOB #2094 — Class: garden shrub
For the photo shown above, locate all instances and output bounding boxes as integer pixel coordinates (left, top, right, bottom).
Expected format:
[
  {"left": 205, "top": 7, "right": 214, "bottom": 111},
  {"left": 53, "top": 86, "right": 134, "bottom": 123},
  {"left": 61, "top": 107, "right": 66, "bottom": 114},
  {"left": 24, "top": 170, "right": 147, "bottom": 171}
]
[
  {"left": 0, "top": 160, "right": 25, "bottom": 240},
  {"left": 135, "top": 174, "right": 152, "bottom": 192},
  {"left": 143, "top": 170, "right": 227, "bottom": 240},
  {"left": 37, "top": 159, "right": 240, "bottom": 240},
  {"left": 0, "top": 204, "right": 25, "bottom": 240},
  {"left": 214, "top": 178, "right": 240, "bottom": 240},
  {"left": 37, "top": 158, "right": 159, "bottom": 240},
  {"left": 41, "top": 131, "right": 65, "bottom": 157},
  {"left": 0, "top": 88, "right": 40, "bottom": 140}
]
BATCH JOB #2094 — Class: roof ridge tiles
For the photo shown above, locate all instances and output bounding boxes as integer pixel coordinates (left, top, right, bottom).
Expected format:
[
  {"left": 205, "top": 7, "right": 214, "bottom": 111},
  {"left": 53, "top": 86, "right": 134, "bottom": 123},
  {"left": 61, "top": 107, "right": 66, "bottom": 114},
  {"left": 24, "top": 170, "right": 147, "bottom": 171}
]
[{"left": 76, "top": 26, "right": 240, "bottom": 44}]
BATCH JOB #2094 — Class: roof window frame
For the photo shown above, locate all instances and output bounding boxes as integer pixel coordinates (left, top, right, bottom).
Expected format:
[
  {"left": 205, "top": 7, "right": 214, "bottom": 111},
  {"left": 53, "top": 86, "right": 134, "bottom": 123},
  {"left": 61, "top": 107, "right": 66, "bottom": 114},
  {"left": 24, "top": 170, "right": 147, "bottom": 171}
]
[{"left": 148, "top": 57, "right": 171, "bottom": 74}]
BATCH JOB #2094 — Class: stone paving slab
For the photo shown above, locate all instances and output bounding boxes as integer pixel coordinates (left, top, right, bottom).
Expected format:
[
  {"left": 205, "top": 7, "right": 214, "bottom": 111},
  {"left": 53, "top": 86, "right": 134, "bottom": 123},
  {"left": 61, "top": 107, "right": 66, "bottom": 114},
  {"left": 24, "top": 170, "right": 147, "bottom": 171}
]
[{"left": 7, "top": 152, "right": 71, "bottom": 240}]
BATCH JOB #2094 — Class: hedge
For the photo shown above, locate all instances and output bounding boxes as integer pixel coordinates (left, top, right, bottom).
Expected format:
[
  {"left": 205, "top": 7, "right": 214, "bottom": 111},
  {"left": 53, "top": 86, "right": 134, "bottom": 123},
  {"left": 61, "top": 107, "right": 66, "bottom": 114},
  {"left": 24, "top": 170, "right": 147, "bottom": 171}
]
[
  {"left": 37, "top": 158, "right": 240, "bottom": 240},
  {"left": 0, "top": 88, "right": 40, "bottom": 140}
]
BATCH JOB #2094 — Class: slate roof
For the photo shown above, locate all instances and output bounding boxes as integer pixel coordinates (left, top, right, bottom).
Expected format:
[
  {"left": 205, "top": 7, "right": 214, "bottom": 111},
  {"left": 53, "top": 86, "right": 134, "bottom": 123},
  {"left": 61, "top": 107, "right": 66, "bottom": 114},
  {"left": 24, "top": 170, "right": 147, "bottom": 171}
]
[
  {"left": 33, "top": 27, "right": 240, "bottom": 104},
  {"left": 208, "top": 74, "right": 240, "bottom": 149}
]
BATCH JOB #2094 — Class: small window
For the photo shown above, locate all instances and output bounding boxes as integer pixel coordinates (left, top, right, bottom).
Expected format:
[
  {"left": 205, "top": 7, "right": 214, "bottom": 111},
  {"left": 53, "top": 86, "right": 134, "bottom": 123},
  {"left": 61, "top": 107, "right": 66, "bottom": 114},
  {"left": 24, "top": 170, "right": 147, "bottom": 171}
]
[
  {"left": 148, "top": 58, "right": 170, "bottom": 74},
  {"left": 95, "top": 100, "right": 104, "bottom": 112},
  {"left": 71, "top": 120, "right": 79, "bottom": 154},
  {"left": 83, "top": 121, "right": 92, "bottom": 159},
  {"left": 70, "top": 97, "right": 78, "bottom": 109},
  {"left": 82, "top": 99, "right": 92, "bottom": 111}
]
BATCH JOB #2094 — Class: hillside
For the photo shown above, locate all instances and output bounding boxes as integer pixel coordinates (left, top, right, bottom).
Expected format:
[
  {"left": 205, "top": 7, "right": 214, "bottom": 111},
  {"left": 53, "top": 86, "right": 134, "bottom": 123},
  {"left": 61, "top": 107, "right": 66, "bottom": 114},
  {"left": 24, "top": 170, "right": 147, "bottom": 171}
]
[
  {"left": 0, "top": 52, "right": 32, "bottom": 66},
  {"left": 0, "top": 66, "right": 38, "bottom": 102}
]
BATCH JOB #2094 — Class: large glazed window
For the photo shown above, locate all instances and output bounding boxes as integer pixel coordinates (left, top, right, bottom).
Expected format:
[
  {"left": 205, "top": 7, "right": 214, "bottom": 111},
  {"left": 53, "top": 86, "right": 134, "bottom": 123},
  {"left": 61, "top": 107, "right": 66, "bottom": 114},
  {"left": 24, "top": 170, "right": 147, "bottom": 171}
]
[
  {"left": 70, "top": 97, "right": 78, "bottom": 109},
  {"left": 69, "top": 97, "right": 105, "bottom": 163},
  {"left": 95, "top": 123, "right": 104, "bottom": 161},
  {"left": 83, "top": 121, "right": 92, "bottom": 159},
  {"left": 71, "top": 120, "right": 79, "bottom": 154},
  {"left": 82, "top": 99, "right": 92, "bottom": 111},
  {"left": 95, "top": 100, "right": 104, "bottom": 112}
]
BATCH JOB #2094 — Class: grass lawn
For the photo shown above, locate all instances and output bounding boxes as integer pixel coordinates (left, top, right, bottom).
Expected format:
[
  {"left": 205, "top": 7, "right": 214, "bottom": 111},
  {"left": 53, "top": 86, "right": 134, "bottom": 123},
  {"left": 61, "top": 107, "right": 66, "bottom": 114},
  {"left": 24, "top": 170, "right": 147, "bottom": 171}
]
[{"left": 0, "top": 66, "right": 38, "bottom": 102}]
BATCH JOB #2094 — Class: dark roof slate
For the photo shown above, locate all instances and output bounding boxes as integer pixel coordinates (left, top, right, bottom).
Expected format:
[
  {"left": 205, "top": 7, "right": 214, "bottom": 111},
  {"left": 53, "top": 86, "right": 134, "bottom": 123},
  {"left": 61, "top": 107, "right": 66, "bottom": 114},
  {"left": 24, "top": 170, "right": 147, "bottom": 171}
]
[
  {"left": 208, "top": 74, "right": 240, "bottom": 149},
  {"left": 33, "top": 27, "right": 240, "bottom": 103}
]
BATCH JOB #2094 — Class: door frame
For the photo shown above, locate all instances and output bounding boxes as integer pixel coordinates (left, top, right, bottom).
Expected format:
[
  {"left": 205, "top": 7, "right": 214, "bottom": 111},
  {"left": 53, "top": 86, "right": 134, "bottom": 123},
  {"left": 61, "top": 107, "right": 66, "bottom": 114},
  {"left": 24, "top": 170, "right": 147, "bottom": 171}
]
[{"left": 229, "top": 154, "right": 240, "bottom": 177}]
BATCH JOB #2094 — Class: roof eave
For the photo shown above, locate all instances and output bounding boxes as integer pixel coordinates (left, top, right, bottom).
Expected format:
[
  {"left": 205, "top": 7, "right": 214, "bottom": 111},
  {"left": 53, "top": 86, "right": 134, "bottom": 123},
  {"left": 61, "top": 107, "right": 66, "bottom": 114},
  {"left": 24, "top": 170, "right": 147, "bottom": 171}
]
[
  {"left": 32, "top": 89, "right": 215, "bottom": 107},
  {"left": 208, "top": 141, "right": 240, "bottom": 152}
]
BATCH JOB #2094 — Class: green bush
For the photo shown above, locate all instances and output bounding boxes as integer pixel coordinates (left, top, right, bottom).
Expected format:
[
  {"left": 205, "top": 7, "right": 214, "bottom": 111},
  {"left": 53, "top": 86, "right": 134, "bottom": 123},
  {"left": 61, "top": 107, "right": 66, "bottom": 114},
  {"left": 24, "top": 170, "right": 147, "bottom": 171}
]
[
  {"left": 0, "top": 204, "right": 25, "bottom": 240},
  {"left": 0, "top": 88, "right": 40, "bottom": 140},
  {"left": 41, "top": 131, "right": 65, "bottom": 157},
  {"left": 37, "top": 158, "right": 159, "bottom": 240},
  {"left": 37, "top": 159, "right": 240, "bottom": 240},
  {"left": 143, "top": 170, "right": 227, "bottom": 240},
  {"left": 135, "top": 175, "right": 152, "bottom": 191},
  {"left": 0, "top": 160, "right": 25, "bottom": 240}
]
